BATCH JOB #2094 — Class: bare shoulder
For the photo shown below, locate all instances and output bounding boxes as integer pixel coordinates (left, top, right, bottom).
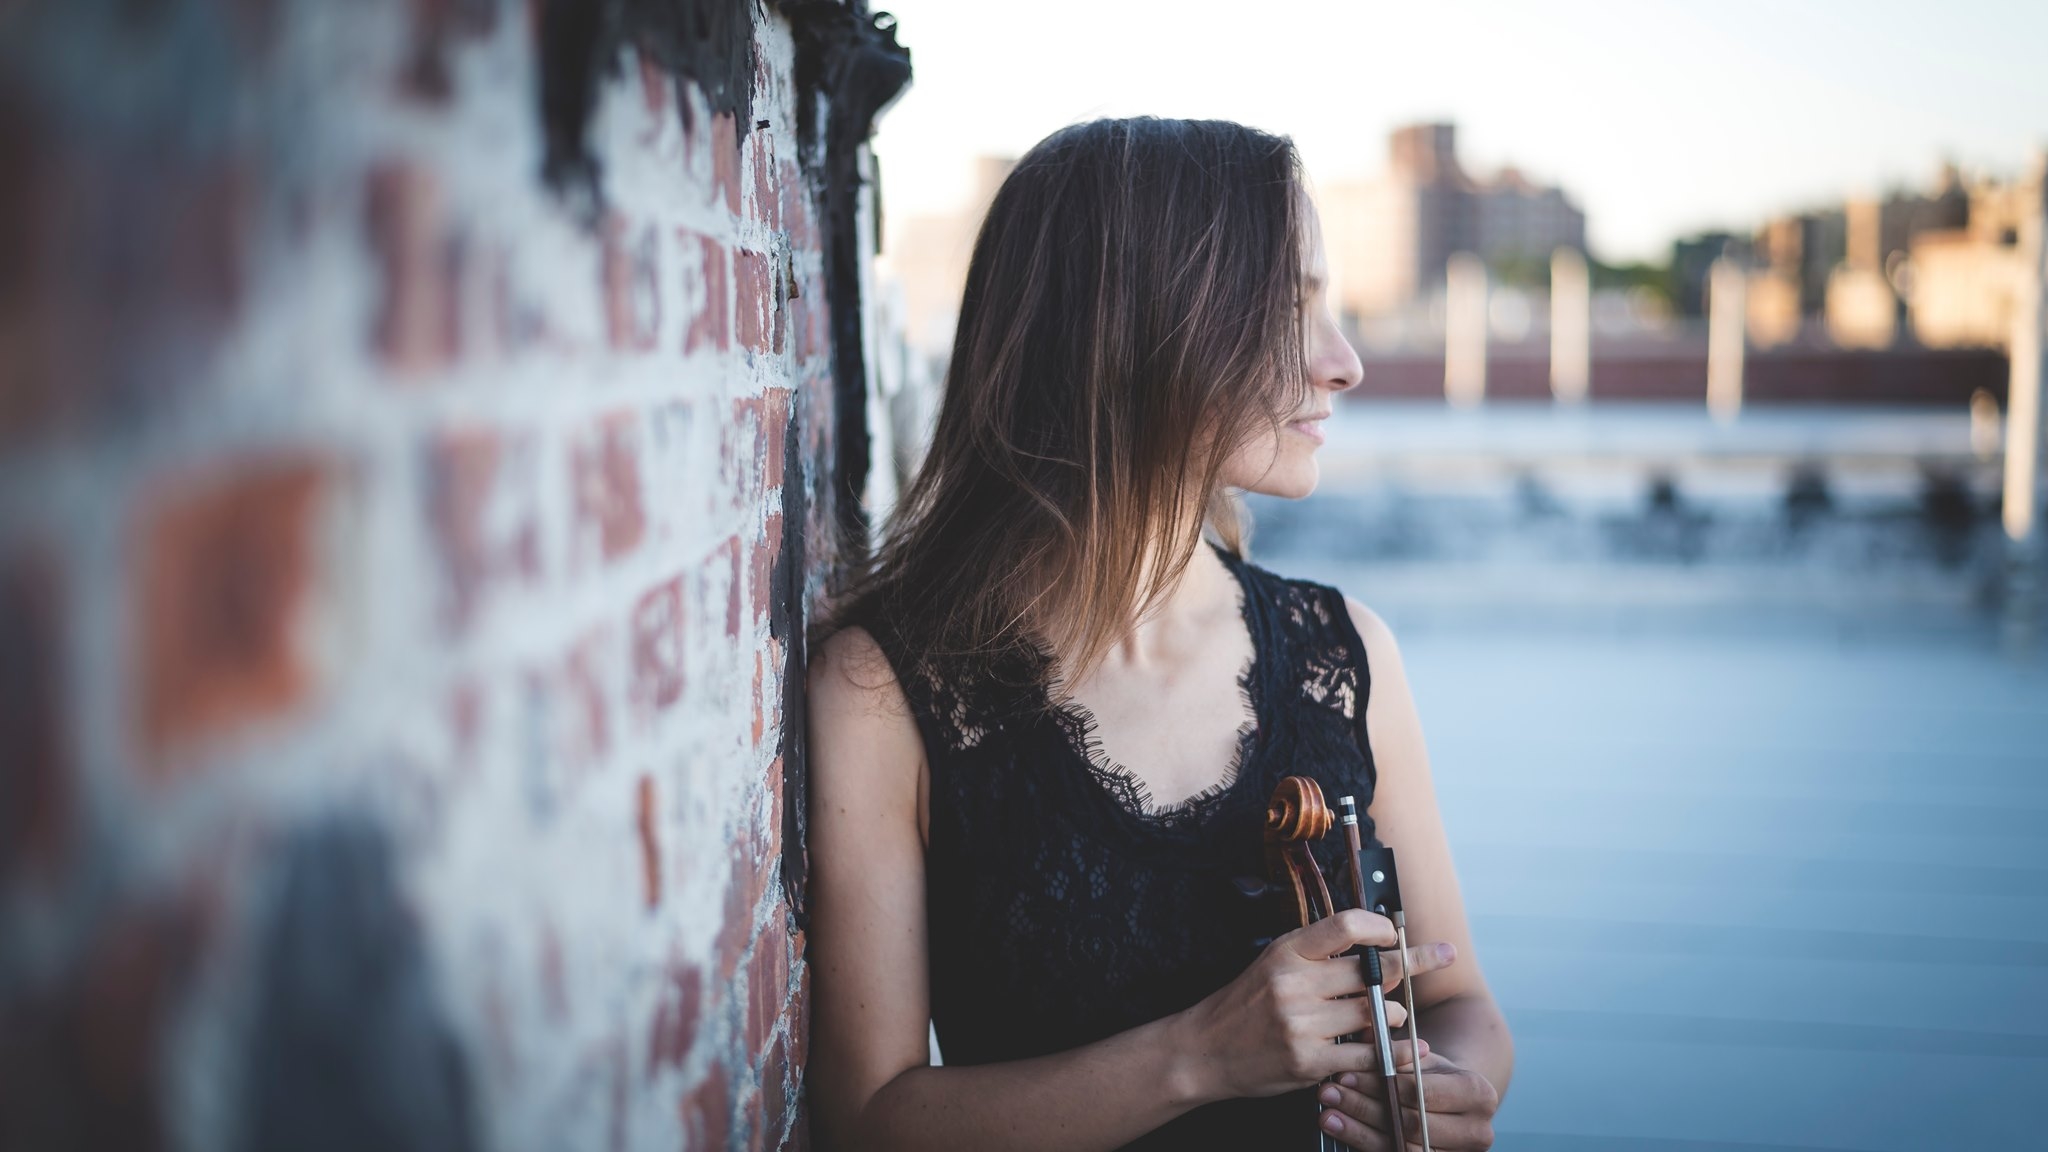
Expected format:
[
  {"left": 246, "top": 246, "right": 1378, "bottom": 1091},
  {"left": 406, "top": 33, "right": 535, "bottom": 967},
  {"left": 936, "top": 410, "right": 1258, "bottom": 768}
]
[
  {"left": 807, "top": 624, "right": 925, "bottom": 810},
  {"left": 1340, "top": 595, "right": 1407, "bottom": 685},
  {"left": 810, "top": 624, "right": 911, "bottom": 712}
]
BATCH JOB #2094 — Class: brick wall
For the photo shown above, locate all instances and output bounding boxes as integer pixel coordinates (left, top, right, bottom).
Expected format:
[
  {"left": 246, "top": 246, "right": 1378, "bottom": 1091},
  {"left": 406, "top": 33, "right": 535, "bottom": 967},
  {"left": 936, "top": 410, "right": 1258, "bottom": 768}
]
[{"left": 0, "top": 2, "right": 906, "bottom": 1149}]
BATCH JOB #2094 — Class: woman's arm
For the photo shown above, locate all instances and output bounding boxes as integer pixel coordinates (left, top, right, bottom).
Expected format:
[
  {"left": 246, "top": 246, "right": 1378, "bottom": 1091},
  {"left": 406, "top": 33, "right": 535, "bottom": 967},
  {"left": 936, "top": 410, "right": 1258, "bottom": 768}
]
[
  {"left": 1347, "top": 598, "right": 1512, "bottom": 1091},
  {"left": 807, "top": 626, "right": 1421, "bottom": 1151}
]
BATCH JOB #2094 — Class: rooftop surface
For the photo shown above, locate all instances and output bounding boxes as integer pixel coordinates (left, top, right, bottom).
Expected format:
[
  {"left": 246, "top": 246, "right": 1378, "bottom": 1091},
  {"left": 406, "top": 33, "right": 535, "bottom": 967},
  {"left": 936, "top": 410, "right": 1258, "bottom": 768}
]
[{"left": 1250, "top": 402, "right": 2046, "bottom": 1151}]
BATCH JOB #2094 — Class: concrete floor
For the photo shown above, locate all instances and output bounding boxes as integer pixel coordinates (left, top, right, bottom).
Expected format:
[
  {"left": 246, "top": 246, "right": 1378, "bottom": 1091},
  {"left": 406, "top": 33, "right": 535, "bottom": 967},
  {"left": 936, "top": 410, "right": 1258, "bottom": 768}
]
[{"left": 1407, "top": 626, "right": 2046, "bottom": 1151}]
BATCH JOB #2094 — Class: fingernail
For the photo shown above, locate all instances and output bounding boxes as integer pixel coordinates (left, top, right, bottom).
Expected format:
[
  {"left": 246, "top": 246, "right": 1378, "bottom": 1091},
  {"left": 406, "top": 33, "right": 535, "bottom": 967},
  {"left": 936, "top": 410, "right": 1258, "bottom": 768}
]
[
  {"left": 1436, "top": 943, "right": 1455, "bottom": 963},
  {"left": 1338, "top": 1073, "right": 1358, "bottom": 1088},
  {"left": 1320, "top": 1085, "right": 1341, "bottom": 1105},
  {"left": 1323, "top": 1111, "right": 1345, "bottom": 1133}
]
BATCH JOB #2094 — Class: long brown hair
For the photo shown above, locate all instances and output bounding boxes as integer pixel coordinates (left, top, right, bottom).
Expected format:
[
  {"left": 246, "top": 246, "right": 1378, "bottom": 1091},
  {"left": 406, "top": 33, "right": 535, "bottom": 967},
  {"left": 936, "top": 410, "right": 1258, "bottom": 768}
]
[{"left": 844, "top": 117, "right": 1309, "bottom": 683}]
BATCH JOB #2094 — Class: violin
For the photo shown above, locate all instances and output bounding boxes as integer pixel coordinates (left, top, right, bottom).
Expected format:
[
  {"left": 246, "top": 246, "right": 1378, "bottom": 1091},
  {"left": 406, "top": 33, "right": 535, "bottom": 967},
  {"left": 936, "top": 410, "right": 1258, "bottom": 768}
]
[{"left": 1264, "top": 776, "right": 1431, "bottom": 1152}]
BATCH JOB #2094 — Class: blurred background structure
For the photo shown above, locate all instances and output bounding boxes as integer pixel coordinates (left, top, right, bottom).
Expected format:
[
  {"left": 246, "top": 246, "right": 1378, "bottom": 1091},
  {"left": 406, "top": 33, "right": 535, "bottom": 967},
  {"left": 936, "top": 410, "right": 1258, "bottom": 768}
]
[
  {"left": 3, "top": 1, "right": 2046, "bottom": 1151},
  {"left": 1, "top": 2, "right": 910, "bottom": 1150},
  {"left": 872, "top": 1, "right": 2048, "bottom": 1148}
]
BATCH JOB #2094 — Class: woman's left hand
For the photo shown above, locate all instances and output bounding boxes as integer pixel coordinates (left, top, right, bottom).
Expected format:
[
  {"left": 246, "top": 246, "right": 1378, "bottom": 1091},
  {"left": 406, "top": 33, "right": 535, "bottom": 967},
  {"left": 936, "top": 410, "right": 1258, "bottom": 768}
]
[{"left": 1315, "top": 1048, "right": 1499, "bottom": 1151}]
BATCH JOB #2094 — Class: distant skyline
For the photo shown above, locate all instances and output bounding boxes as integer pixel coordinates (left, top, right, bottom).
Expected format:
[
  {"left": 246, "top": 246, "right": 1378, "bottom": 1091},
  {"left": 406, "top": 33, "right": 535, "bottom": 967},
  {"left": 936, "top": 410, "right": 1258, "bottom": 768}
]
[{"left": 869, "top": 0, "right": 2047, "bottom": 264}]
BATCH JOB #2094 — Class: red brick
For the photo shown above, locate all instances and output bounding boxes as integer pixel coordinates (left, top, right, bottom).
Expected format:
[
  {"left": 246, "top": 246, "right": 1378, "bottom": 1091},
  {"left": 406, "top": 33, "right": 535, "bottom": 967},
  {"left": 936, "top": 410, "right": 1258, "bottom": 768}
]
[
  {"left": 571, "top": 412, "right": 645, "bottom": 567},
  {"left": 751, "top": 516, "right": 781, "bottom": 632},
  {"left": 0, "top": 548, "right": 69, "bottom": 877},
  {"left": 601, "top": 212, "right": 661, "bottom": 353},
  {"left": 792, "top": 287, "right": 831, "bottom": 364},
  {"left": 709, "top": 112, "right": 741, "bottom": 215},
  {"left": 764, "top": 756, "right": 784, "bottom": 854},
  {"left": 761, "top": 389, "right": 791, "bottom": 486},
  {"left": 780, "top": 1105, "right": 810, "bottom": 1152},
  {"left": 789, "top": 952, "right": 811, "bottom": 1070},
  {"left": 777, "top": 160, "right": 810, "bottom": 249},
  {"left": 714, "top": 826, "right": 772, "bottom": 987},
  {"left": 539, "top": 919, "right": 569, "bottom": 1023},
  {"left": 647, "top": 960, "right": 701, "bottom": 1079},
  {"left": 135, "top": 458, "right": 325, "bottom": 765},
  {"left": 556, "top": 625, "right": 612, "bottom": 770},
  {"left": 681, "top": 231, "right": 731, "bottom": 356},
  {"left": 629, "top": 573, "right": 685, "bottom": 722},
  {"left": 736, "top": 1085, "right": 765, "bottom": 1152},
  {"left": 734, "top": 248, "right": 773, "bottom": 354},
  {"left": 426, "top": 428, "right": 540, "bottom": 633},
  {"left": 746, "top": 916, "right": 790, "bottom": 1057},
  {"left": 680, "top": 1065, "right": 730, "bottom": 1150},
  {"left": 718, "top": 536, "right": 744, "bottom": 640},
  {"left": 366, "top": 161, "right": 460, "bottom": 375},
  {"left": 750, "top": 649, "right": 766, "bottom": 748},
  {"left": 636, "top": 774, "right": 661, "bottom": 910},
  {"left": 759, "top": 1028, "right": 796, "bottom": 1152},
  {"left": 749, "top": 133, "right": 780, "bottom": 232}
]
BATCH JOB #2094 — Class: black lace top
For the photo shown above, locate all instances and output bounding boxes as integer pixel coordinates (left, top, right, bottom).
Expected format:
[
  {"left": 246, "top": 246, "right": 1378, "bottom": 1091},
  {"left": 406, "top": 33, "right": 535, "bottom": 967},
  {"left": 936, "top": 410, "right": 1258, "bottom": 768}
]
[{"left": 862, "top": 545, "right": 1382, "bottom": 1149}]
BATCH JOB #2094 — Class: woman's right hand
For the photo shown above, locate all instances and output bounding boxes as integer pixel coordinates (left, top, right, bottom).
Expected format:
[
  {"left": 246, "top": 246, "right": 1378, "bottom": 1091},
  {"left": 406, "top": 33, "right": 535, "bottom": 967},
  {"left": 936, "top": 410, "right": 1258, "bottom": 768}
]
[{"left": 1172, "top": 908, "right": 1457, "bottom": 1103}]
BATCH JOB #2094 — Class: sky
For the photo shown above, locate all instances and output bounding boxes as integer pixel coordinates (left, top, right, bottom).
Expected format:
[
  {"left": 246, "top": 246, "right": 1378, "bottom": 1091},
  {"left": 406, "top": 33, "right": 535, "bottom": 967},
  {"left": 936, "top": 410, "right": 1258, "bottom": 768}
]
[{"left": 868, "top": 0, "right": 2048, "bottom": 264}]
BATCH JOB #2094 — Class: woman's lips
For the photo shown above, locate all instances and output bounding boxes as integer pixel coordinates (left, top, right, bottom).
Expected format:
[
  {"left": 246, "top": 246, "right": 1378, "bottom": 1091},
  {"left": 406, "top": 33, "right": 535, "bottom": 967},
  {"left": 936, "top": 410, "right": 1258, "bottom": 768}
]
[{"left": 1288, "top": 417, "right": 1327, "bottom": 444}]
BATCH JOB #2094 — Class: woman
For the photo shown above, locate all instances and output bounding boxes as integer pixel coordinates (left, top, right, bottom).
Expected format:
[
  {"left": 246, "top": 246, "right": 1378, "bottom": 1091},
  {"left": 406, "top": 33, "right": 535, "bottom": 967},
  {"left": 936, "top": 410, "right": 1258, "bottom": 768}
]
[{"left": 808, "top": 117, "right": 1513, "bottom": 1150}]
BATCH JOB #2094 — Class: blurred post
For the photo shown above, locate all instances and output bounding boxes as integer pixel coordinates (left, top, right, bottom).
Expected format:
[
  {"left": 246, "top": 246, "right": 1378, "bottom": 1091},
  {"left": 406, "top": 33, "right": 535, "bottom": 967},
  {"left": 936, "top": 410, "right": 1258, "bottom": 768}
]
[
  {"left": 1550, "top": 247, "right": 1591, "bottom": 405},
  {"left": 2002, "top": 151, "right": 2047, "bottom": 642},
  {"left": 1706, "top": 257, "right": 1747, "bottom": 424},
  {"left": 1445, "top": 251, "right": 1488, "bottom": 409}
]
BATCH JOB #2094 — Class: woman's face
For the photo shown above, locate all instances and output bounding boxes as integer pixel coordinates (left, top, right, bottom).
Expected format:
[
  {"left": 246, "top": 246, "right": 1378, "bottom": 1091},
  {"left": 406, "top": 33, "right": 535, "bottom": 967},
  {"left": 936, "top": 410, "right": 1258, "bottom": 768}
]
[{"left": 1218, "top": 198, "right": 1362, "bottom": 500}]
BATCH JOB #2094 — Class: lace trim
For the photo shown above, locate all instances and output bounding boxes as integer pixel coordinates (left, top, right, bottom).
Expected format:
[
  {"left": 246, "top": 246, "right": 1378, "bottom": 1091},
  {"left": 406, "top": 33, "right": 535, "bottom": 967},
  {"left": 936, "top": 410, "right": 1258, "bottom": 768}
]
[{"left": 1038, "top": 544, "right": 1270, "bottom": 828}]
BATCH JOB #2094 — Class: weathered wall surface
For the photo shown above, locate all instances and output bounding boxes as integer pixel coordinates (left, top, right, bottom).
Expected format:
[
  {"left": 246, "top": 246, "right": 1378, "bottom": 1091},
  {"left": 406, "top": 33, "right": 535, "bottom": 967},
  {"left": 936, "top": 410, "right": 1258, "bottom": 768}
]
[{"left": 0, "top": 2, "right": 904, "bottom": 1149}]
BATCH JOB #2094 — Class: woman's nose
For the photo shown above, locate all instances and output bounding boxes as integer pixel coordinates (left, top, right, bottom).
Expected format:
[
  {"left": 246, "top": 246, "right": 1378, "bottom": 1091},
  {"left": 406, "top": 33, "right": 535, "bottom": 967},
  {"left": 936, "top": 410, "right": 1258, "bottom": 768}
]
[{"left": 1315, "top": 328, "right": 1363, "bottom": 394}]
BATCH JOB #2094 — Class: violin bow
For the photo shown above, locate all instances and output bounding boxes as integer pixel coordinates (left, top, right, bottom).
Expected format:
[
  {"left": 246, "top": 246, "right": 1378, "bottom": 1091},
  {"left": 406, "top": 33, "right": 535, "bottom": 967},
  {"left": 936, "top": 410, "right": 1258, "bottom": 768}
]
[
  {"left": 1340, "top": 794, "right": 1431, "bottom": 1152},
  {"left": 1266, "top": 779, "right": 1430, "bottom": 1152},
  {"left": 1263, "top": 777, "right": 1341, "bottom": 1151}
]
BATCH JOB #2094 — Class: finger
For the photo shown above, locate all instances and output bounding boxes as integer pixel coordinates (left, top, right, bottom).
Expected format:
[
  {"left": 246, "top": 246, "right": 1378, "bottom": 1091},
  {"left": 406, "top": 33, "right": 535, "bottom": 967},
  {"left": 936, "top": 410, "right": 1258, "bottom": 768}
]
[
  {"left": 1320, "top": 1080, "right": 1386, "bottom": 1130},
  {"left": 1381, "top": 940, "right": 1458, "bottom": 990},
  {"left": 1399, "top": 1105, "right": 1493, "bottom": 1151},
  {"left": 1390, "top": 1037, "right": 1431, "bottom": 1070},
  {"left": 1286, "top": 907, "right": 1396, "bottom": 959},
  {"left": 1327, "top": 1037, "right": 1396, "bottom": 1081},
  {"left": 1304, "top": 952, "right": 1369, "bottom": 1000},
  {"left": 1397, "top": 1062, "right": 1496, "bottom": 1113},
  {"left": 1317, "top": 1100, "right": 1394, "bottom": 1151},
  {"left": 1308, "top": 948, "right": 1443, "bottom": 1004},
  {"left": 1310, "top": 994, "right": 1405, "bottom": 1042}
]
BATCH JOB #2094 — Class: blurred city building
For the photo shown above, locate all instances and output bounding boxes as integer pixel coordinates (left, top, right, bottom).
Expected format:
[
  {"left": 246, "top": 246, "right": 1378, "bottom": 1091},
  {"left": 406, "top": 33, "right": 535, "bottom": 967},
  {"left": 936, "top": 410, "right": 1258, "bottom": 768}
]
[
  {"left": 1746, "top": 208, "right": 1846, "bottom": 347},
  {"left": 1323, "top": 123, "right": 1586, "bottom": 323},
  {"left": 877, "top": 126, "right": 2040, "bottom": 416},
  {"left": 1903, "top": 166, "right": 2043, "bottom": 349},
  {"left": 1741, "top": 160, "right": 2044, "bottom": 355}
]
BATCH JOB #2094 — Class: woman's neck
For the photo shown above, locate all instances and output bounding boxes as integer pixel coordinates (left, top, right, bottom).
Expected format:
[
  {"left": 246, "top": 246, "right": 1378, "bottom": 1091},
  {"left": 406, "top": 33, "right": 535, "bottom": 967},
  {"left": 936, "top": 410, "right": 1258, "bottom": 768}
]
[{"left": 1100, "top": 536, "right": 1235, "bottom": 672}]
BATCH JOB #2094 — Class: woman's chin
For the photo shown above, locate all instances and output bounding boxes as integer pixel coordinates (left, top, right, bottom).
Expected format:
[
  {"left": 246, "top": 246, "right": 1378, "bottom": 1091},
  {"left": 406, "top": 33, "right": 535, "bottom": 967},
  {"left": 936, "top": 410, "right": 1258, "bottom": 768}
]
[{"left": 1246, "top": 461, "right": 1319, "bottom": 501}]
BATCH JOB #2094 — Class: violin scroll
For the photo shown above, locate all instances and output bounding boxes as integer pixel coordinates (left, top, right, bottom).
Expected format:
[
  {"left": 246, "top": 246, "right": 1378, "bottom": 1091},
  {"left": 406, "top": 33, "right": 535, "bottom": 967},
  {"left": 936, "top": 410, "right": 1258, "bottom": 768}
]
[{"left": 1264, "top": 775, "right": 1333, "bottom": 845}]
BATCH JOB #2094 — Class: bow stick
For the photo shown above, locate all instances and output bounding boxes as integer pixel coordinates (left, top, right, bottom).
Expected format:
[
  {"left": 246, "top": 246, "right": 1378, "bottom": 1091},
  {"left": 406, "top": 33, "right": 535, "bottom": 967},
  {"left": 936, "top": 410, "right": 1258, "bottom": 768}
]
[
  {"left": 1341, "top": 795, "right": 1430, "bottom": 1152},
  {"left": 1265, "top": 778, "right": 1428, "bottom": 1151}
]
